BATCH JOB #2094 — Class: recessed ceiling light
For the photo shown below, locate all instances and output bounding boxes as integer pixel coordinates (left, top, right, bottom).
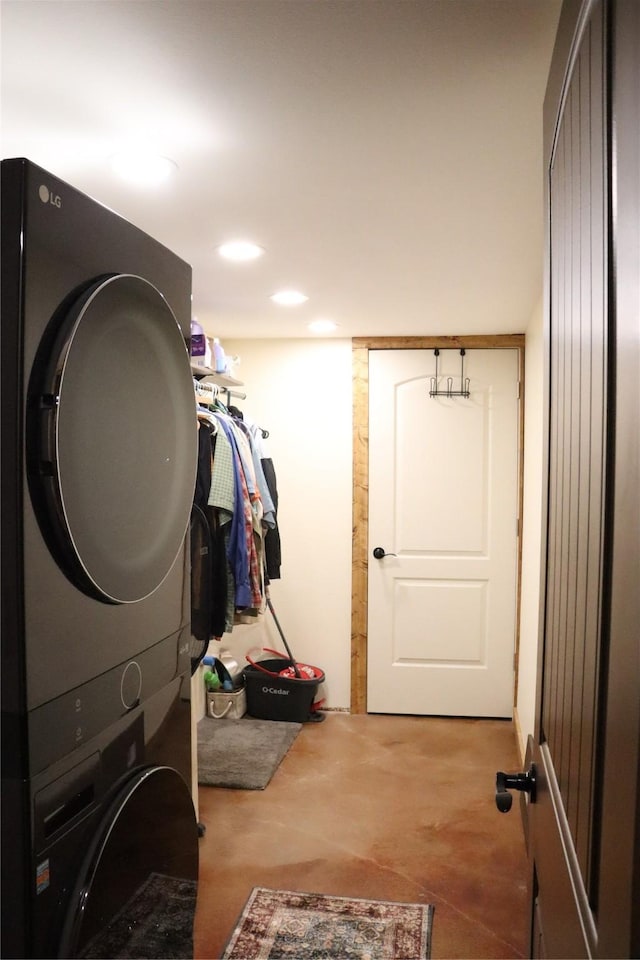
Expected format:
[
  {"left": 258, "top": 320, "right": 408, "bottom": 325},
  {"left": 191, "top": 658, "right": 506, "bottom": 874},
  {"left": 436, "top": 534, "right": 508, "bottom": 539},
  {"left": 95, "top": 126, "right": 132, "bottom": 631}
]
[
  {"left": 270, "top": 289, "right": 308, "bottom": 306},
  {"left": 111, "top": 151, "right": 177, "bottom": 187},
  {"left": 308, "top": 319, "right": 338, "bottom": 334},
  {"left": 217, "top": 240, "right": 264, "bottom": 262}
]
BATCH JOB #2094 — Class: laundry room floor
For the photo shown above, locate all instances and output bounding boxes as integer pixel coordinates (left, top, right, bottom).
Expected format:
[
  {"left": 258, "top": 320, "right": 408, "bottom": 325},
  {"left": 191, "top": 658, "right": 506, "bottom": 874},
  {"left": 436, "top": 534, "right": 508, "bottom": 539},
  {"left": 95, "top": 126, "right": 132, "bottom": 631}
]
[{"left": 194, "top": 712, "right": 529, "bottom": 960}]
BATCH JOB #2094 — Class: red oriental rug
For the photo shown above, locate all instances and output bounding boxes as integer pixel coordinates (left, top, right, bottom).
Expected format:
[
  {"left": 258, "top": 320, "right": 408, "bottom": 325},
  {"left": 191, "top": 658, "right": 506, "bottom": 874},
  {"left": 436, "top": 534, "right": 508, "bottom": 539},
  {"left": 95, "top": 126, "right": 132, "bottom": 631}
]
[{"left": 221, "top": 886, "right": 434, "bottom": 960}]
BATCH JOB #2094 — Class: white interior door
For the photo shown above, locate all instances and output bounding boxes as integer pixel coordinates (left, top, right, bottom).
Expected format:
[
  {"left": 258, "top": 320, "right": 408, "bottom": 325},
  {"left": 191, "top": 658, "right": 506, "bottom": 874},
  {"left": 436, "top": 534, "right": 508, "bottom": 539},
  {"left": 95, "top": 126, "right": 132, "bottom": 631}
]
[{"left": 367, "top": 348, "right": 519, "bottom": 717}]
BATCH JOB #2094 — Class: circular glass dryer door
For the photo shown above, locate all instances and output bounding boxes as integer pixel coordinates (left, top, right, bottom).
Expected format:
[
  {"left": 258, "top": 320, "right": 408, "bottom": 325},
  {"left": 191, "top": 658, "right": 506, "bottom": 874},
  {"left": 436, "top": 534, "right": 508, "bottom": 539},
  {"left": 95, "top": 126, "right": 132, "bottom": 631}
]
[
  {"left": 59, "top": 765, "right": 199, "bottom": 959},
  {"left": 28, "top": 274, "right": 197, "bottom": 604}
]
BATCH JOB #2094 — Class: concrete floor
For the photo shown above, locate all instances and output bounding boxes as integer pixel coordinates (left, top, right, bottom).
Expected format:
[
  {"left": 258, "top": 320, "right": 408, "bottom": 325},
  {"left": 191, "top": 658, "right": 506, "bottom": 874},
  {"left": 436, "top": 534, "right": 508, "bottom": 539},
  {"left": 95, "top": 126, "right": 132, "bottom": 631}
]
[{"left": 194, "top": 712, "right": 529, "bottom": 959}]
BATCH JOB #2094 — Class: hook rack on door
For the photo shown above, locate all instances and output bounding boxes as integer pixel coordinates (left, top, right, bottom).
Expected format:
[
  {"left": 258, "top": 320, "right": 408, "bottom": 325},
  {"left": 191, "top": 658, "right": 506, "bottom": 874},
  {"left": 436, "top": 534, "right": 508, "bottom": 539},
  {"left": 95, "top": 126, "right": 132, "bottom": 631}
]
[{"left": 429, "top": 348, "right": 471, "bottom": 398}]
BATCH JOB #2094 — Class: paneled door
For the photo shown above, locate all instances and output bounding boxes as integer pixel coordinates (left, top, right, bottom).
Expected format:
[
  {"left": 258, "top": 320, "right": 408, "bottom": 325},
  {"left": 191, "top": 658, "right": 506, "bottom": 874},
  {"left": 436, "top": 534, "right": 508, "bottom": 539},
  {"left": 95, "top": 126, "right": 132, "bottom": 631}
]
[
  {"left": 367, "top": 347, "right": 519, "bottom": 717},
  {"left": 522, "top": 1, "right": 640, "bottom": 956}
]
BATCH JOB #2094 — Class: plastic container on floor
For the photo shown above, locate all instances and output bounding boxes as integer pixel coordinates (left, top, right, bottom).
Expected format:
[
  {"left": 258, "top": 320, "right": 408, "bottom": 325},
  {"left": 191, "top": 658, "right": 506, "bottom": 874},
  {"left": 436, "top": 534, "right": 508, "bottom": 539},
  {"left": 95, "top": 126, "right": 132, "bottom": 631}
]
[
  {"left": 243, "top": 658, "right": 325, "bottom": 723},
  {"left": 207, "top": 687, "right": 247, "bottom": 720}
]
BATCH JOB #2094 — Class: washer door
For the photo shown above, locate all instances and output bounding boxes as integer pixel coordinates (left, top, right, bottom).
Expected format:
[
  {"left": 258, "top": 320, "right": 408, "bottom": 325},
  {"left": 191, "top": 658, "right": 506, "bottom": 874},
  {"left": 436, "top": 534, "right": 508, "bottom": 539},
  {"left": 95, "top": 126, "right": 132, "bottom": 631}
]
[
  {"left": 59, "top": 765, "right": 198, "bottom": 960},
  {"left": 28, "top": 275, "right": 197, "bottom": 603}
]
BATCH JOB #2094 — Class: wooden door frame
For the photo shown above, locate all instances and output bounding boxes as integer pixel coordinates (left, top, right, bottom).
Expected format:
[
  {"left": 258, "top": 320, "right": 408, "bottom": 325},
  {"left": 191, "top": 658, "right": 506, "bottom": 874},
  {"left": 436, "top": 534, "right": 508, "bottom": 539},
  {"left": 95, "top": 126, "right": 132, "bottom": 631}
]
[{"left": 351, "top": 334, "right": 526, "bottom": 715}]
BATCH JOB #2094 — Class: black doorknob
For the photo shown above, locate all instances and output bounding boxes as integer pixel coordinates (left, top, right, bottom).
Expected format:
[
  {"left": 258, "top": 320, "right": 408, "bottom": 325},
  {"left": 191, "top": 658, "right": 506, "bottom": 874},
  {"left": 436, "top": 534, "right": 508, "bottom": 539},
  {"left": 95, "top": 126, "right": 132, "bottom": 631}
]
[
  {"left": 372, "top": 547, "right": 397, "bottom": 559},
  {"left": 495, "top": 765, "right": 536, "bottom": 812}
]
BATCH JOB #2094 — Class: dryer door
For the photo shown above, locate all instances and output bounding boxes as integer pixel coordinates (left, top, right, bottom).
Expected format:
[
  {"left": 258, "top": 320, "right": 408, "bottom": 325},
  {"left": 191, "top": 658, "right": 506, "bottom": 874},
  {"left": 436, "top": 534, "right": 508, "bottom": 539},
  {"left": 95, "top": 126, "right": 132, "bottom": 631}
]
[
  {"left": 28, "top": 274, "right": 197, "bottom": 604},
  {"left": 59, "top": 765, "right": 198, "bottom": 960}
]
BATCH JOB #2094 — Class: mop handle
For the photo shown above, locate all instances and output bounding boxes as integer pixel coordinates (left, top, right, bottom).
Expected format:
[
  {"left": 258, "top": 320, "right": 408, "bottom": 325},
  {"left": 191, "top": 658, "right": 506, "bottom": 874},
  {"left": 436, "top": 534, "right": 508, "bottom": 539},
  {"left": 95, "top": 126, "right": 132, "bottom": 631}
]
[{"left": 266, "top": 598, "right": 302, "bottom": 678}]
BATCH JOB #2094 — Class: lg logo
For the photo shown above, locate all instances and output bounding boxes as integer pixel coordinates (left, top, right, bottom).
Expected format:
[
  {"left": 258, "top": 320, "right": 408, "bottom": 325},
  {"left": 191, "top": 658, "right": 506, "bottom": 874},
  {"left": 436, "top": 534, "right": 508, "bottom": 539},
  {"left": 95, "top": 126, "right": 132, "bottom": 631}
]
[{"left": 38, "top": 184, "right": 62, "bottom": 208}]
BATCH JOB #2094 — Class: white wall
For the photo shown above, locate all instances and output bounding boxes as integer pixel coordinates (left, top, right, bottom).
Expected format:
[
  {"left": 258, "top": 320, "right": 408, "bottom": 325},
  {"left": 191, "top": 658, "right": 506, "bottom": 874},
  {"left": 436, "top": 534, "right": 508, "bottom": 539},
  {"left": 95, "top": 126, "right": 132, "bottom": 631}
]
[
  {"left": 207, "top": 338, "right": 354, "bottom": 710},
  {"left": 516, "top": 297, "right": 545, "bottom": 756}
]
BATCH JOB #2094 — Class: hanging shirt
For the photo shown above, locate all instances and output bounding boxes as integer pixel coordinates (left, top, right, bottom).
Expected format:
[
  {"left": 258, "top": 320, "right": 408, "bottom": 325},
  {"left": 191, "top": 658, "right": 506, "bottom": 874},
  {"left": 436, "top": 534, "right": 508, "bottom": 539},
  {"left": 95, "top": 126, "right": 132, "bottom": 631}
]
[
  {"left": 215, "top": 416, "right": 252, "bottom": 609},
  {"left": 194, "top": 420, "right": 213, "bottom": 512},
  {"left": 234, "top": 418, "right": 276, "bottom": 527},
  {"left": 261, "top": 457, "right": 281, "bottom": 580},
  {"left": 207, "top": 418, "right": 234, "bottom": 516}
]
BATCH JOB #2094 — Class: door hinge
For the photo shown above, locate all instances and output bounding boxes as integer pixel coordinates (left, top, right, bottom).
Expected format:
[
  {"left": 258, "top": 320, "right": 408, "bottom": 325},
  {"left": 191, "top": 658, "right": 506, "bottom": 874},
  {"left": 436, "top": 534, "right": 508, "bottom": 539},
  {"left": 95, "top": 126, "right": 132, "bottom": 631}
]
[{"left": 516, "top": 380, "right": 521, "bottom": 399}]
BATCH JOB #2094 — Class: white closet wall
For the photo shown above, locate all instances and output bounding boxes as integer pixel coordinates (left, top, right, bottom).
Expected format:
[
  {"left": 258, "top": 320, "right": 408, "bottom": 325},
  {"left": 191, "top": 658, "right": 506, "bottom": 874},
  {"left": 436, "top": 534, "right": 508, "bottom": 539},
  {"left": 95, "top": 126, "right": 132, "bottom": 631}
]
[{"left": 209, "top": 338, "right": 354, "bottom": 711}]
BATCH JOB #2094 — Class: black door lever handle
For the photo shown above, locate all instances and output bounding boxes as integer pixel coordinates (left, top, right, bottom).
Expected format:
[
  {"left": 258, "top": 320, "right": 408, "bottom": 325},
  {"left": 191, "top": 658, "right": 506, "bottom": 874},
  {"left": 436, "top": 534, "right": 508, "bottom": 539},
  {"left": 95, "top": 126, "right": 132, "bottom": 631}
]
[
  {"left": 495, "top": 765, "right": 536, "bottom": 812},
  {"left": 372, "top": 547, "right": 397, "bottom": 559}
]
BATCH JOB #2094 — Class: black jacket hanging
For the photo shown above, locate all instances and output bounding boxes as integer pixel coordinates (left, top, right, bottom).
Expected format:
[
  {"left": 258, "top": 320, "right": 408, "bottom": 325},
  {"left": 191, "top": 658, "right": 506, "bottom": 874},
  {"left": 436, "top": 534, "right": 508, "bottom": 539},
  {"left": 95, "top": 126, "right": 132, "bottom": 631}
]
[
  {"left": 194, "top": 420, "right": 215, "bottom": 512},
  {"left": 189, "top": 503, "right": 212, "bottom": 670},
  {"left": 261, "top": 457, "right": 281, "bottom": 580}
]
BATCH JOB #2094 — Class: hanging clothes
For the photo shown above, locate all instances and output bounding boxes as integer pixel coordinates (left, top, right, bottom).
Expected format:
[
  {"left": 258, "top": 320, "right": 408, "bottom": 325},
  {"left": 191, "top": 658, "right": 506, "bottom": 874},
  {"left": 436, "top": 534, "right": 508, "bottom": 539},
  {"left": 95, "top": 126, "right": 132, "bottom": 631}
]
[
  {"left": 244, "top": 416, "right": 281, "bottom": 580},
  {"left": 189, "top": 502, "right": 211, "bottom": 648},
  {"left": 220, "top": 414, "right": 263, "bottom": 610},
  {"left": 243, "top": 415, "right": 281, "bottom": 580},
  {"left": 195, "top": 415, "right": 228, "bottom": 637},
  {"left": 190, "top": 388, "right": 282, "bottom": 642},
  {"left": 261, "top": 455, "right": 281, "bottom": 581},
  {"left": 234, "top": 418, "right": 276, "bottom": 527},
  {"left": 194, "top": 419, "right": 213, "bottom": 512},
  {"left": 212, "top": 415, "right": 252, "bottom": 609}
]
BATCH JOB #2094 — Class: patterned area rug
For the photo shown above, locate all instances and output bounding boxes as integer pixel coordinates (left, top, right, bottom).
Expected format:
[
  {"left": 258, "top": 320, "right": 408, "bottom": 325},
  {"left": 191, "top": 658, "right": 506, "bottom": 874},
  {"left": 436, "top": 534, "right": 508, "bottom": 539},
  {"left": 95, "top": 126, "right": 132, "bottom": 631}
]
[
  {"left": 221, "top": 887, "right": 434, "bottom": 959},
  {"left": 79, "top": 873, "right": 196, "bottom": 959}
]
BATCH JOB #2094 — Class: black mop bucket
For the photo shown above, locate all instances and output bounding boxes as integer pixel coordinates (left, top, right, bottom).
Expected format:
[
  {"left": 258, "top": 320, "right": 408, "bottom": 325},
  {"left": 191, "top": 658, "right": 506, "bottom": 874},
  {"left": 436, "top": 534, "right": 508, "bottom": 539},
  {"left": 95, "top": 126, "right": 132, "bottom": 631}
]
[
  {"left": 243, "top": 600, "right": 325, "bottom": 722},
  {"left": 243, "top": 654, "right": 324, "bottom": 722}
]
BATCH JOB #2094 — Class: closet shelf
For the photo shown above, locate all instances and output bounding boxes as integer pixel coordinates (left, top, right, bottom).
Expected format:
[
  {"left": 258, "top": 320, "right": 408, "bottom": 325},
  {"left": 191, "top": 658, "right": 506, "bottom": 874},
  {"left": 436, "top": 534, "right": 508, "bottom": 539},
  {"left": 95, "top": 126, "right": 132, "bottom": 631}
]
[{"left": 190, "top": 365, "right": 244, "bottom": 388}]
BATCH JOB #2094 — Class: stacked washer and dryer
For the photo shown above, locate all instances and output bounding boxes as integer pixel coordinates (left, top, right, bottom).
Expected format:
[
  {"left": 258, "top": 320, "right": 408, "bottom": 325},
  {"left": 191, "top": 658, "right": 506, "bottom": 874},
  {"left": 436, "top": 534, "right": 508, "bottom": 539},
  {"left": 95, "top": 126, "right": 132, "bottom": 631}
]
[{"left": 1, "top": 159, "right": 200, "bottom": 958}]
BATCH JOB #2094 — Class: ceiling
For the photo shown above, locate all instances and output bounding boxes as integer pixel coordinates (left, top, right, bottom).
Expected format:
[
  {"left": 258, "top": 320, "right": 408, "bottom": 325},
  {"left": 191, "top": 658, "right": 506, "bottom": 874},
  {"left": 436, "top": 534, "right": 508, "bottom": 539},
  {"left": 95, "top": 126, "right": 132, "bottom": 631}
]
[{"left": 1, "top": 0, "right": 561, "bottom": 340}]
